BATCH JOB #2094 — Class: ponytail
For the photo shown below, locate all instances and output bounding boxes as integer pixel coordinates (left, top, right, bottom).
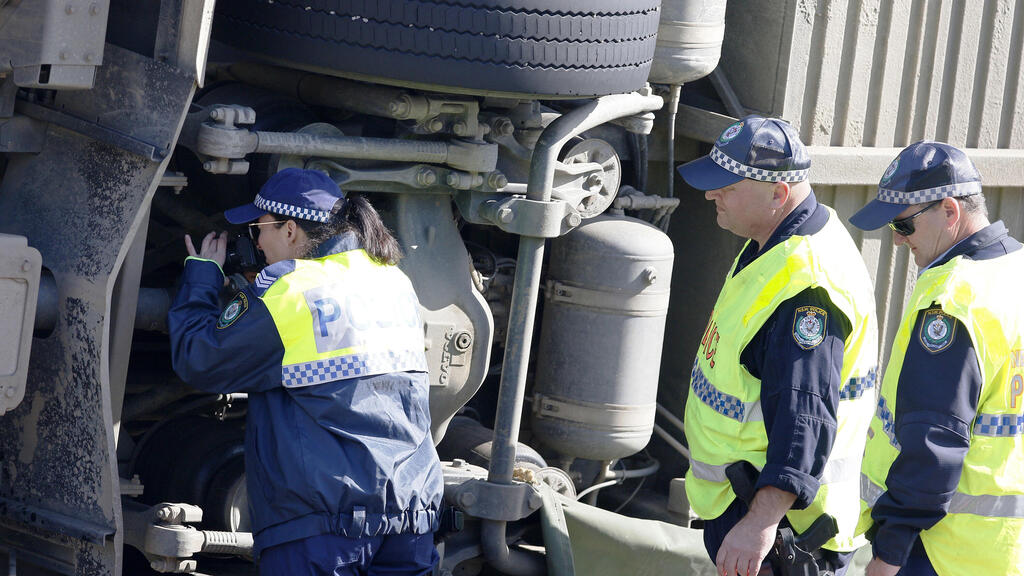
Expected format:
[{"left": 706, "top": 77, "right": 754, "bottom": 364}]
[{"left": 296, "top": 193, "right": 403, "bottom": 265}]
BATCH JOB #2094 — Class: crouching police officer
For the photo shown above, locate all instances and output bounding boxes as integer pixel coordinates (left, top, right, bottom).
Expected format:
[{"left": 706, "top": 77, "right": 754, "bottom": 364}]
[
  {"left": 849, "top": 142, "right": 1024, "bottom": 576},
  {"left": 168, "top": 168, "right": 443, "bottom": 576},
  {"left": 677, "top": 116, "right": 878, "bottom": 576}
]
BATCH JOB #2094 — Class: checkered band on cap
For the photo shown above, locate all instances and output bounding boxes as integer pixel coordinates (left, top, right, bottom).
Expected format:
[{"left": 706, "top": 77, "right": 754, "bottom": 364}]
[
  {"left": 877, "top": 181, "right": 983, "bottom": 204},
  {"left": 710, "top": 146, "right": 810, "bottom": 183},
  {"left": 255, "top": 193, "right": 332, "bottom": 223}
]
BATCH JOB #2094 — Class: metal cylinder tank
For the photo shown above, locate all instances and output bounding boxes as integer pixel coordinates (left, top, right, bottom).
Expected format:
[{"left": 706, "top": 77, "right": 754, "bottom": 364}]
[
  {"left": 531, "top": 216, "right": 674, "bottom": 461},
  {"left": 648, "top": 0, "right": 727, "bottom": 85}
]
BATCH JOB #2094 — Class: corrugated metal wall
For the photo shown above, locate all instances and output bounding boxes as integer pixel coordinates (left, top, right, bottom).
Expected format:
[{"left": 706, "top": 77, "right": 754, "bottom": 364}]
[{"left": 722, "top": 0, "right": 1024, "bottom": 364}]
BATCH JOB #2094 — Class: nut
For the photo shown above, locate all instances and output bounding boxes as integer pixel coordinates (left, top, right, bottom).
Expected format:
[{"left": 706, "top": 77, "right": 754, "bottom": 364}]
[
  {"left": 564, "top": 212, "right": 582, "bottom": 227},
  {"left": 416, "top": 168, "right": 437, "bottom": 187},
  {"left": 458, "top": 491, "right": 477, "bottom": 507},
  {"left": 487, "top": 172, "right": 508, "bottom": 190},
  {"left": 453, "top": 331, "right": 473, "bottom": 351},
  {"left": 426, "top": 118, "right": 444, "bottom": 133},
  {"left": 491, "top": 117, "right": 514, "bottom": 137}
]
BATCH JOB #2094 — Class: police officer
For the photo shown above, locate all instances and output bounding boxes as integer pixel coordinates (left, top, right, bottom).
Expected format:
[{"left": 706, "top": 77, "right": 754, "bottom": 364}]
[
  {"left": 168, "top": 168, "right": 443, "bottom": 576},
  {"left": 677, "top": 115, "right": 878, "bottom": 576},
  {"left": 849, "top": 141, "right": 1024, "bottom": 576}
]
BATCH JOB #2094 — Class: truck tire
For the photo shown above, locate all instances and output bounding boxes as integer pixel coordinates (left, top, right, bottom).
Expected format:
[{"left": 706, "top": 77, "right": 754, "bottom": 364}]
[{"left": 213, "top": 0, "right": 661, "bottom": 98}]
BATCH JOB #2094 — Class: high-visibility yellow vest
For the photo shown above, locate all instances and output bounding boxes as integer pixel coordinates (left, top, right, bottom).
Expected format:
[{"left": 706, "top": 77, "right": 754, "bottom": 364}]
[
  {"left": 260, "top": 249, "right": 427, "bottom": 387},
  {"left": 860, "top": 248, "right": 1024, "bottom": 576},
  {"left": 684, "top": 208, "right": 878, "bottom": 551}
]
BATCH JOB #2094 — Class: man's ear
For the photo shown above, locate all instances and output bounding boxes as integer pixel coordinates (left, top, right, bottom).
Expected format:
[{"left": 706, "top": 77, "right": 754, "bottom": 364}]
[
  {"left": 942, "top": 197, "right": 962, "bottom": 227},
  {"left": 771, "top": 181, "right": 791, "bottom": 209}
]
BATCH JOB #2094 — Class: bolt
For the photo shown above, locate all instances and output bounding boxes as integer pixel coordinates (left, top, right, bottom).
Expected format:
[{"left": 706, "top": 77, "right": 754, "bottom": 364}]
[
  {"left": 528, "top": 492, "right": 543, "bottom": 509},
  {"left": 497, "top": 207, "right": 514, "bottom": 224},
  {"left": 491, "top": 117, "right": 514, "bottom": 137},
  {"left": 451, "top": 458, "right": 466, "bottom": 468},
  {"left": 156, "top": 507, "right": 172, "bottom": 521},
  {"left": 487, "top": 172, "right": 508, "bottom": 190},
  {"left": 643, "top": 266, "right": 657, "bottom": 285},
  {"left": 90, "top": 3, "right": 100, "bottom": 15},
  {"left": 209, "top": 108, "right": 224, "bottom": 121},
  {"left": 388, "top": 97, "right": 411, "bottom": 118},
  {"left": 416, "top": 168, "right": 437, "bottom": 187},
  {"left": 4, "top": 388, "right": 14, "bottom": 398},
  {"left": 453, "top": 331, "right": 472, "bottom": 351},
  {"left": 426, "top": 118, "right": 444, "bottom": 133},
  {"left": 59, "top": 51, "right": 69, "bottom": 61},
  {"left": 83, "top": 53, "right": 93, "bottom": 63},
  {"left": 65, "top": 4, "right": 75, "bottom": 15},
  {"left": 458, "top": 491, "right": 476, "bottom": 507},
  {"left": 564, "top": 212, "right": 582, "bottom": 227},
  {"left": 21, "top": 260, "right": 31, "bottom": 272},
  {"left": 203, "top": 161, "right": 215, "bottom": 172},
  {"left": 445, "top": 173, "right": 459, "bottom": 187},
  {"left": 586, "top": 173, "right": 604, "bottom": 189},
  {"left": 452, "top": 122, "right": 469, "bottom": 136}
]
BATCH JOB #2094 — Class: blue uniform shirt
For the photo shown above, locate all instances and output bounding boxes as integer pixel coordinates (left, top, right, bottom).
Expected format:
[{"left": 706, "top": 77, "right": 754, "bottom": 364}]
[
  {"left": 737, "top": 192, "right": 851, "bottom": 509},
  {"left": 167, "top": 233, "right": 443, "bottom": 555},
  {"left": 871, "top": 221, "right": 1022, "bottom": 566}
]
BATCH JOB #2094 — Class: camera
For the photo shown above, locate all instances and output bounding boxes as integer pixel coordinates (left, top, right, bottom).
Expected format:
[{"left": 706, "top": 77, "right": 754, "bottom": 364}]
[{"left": 224, "top": 235, "right": 264, "bottom": 272}]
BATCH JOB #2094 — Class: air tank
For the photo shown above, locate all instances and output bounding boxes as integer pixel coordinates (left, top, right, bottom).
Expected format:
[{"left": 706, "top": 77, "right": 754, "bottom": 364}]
[
  {"left": 648, "top": 0, "right": 727, "bottom": 85},
  {"left": 531, "top": 216, "right": 674, "bottom": 461}
]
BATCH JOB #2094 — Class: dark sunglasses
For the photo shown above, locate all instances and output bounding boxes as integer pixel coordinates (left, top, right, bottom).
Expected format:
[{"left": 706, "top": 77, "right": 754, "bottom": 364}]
[
  {"left": 247, "top": 220, "right": 287, "bottom": 241},
  {"left": 888, "top": 200, "right": 942, "bottom": 236}
]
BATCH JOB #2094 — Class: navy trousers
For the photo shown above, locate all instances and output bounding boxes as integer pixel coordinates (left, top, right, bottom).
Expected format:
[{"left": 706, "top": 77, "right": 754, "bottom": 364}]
[{"left": 259, "top": 532, "right": 438, "bottom": 576}]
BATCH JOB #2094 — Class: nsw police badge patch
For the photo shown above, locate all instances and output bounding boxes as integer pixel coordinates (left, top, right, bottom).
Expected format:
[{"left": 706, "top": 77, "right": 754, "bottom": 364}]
[
  {"left": 919, "top": 309, "right": 956, "bottom": 353},
  {"left": 218, "top": 293, "right": 248, "bottom": 329},
  {"left": 719, "top": 121, "right": 744, "bottom": 144},
  {"left": 793, "top": 306, "right": 827, "bottom": 350}
]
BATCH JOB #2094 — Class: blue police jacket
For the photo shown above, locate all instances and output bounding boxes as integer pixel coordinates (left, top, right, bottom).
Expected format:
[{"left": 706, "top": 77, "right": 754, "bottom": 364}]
[{"left": 167, "top": 233, "right": 443, "bottom": 555}]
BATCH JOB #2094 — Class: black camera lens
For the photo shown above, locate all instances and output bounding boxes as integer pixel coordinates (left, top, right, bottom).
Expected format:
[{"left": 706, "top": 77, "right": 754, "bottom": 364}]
[{"left": 224, "top": 235, "right": 264, "bottom": 271}]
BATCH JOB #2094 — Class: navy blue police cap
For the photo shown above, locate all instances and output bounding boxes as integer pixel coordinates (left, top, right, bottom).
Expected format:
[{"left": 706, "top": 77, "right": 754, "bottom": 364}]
[
  {"left": 677, "top": 114, "right": 811, "bottom": 191},
  {"left": 224, "top": 167, "right": 346, "bottom": 224},
  {"left": 848, "top": 141, "right": 982, "bottom": 231}
]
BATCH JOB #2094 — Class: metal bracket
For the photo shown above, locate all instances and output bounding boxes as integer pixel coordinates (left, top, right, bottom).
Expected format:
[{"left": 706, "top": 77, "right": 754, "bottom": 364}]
[
  {"left": 196, "top": 104, "right": 498, "bottom": 175},
  {"left": 449, "top": 479, "right": 543, "bottom": 522},
  {"left": 477, "top": 196, "right": 581, "bottom": 238},
  {"left": 123, "top": 501, "right": 254, "bottom": 573}
]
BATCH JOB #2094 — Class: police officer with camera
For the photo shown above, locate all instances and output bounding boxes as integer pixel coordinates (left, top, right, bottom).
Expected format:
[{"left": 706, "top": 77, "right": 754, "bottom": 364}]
[{"left": 168, "top": 168, "right": 443, "bottom": 575}]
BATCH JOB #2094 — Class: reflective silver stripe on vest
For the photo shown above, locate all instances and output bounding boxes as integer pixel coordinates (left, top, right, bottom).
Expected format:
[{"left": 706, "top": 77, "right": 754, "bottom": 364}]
[
  {"left": 875, "top": 396, "right": 901, "bottom": 449},
  {"left": 862, "top": 473, "right": 1024, "bottom": 518},
  {"left": 282, "top": 348, "right": 427, "bottom": 388},
  {"left": 690, "top": 361, "right": 764, "bottom": 423},
  {"left": 691, "top": 457, "right": 858, "bottom": 485},
  {"left": 689, "top": 458, "right": 737, "bottom": 483},
  {"left": 973, "top": 412, "right": 1024, "bottom": 437},
  {"left": 840, "top": 368, "right": 877, "bottom": 400}
]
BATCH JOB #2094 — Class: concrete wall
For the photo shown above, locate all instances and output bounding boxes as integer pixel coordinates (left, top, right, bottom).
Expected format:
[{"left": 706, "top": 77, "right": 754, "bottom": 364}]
[{"left": 653, "top": 1, "right": 1024, "bottom": 482}]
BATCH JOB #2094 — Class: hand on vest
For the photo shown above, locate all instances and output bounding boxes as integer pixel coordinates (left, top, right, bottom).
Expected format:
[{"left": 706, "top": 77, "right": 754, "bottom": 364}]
[
  {"left": 866, "top": 557, "right": 900, "bottom": 576},
  {"left": 186, "top": 231, "right": 228, "bottom": 268}
]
